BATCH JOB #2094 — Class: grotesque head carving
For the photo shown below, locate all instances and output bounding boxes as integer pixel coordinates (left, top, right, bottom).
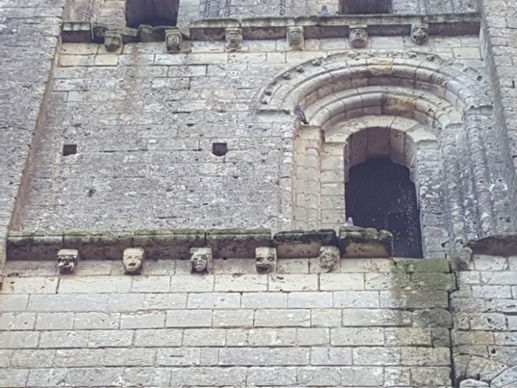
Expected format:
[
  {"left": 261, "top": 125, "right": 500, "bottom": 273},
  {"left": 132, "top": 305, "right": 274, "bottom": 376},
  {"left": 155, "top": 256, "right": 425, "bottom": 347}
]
[
  {"left": 57, "top": 249, "right": 79, "bottom": 274},
  {"left": 287, "top": 26, "right": 304, "bottom": 50},
  {"left": 349, "top": 27, "right": 367, "bottom": 48},
  {"left": 318, "top": 246, "right": 340, "bottom": 273},
  {"left": 225, "top": 28, "right": 243, "bottom": 52},
  {"left": 165, "top": 28, "right": 182, "bottom": 53},
  {"left": 104, "top": 30, "right": 123, "bottom": 52},
  {"left": 123, "top": 247, "right": 145, "bottom": 275},
  {"left": 190, "top": 247, "right": 212, "bottom": 273},
  {"left": 255, "top": 247, "right": 277, "bottom": 274},
  {"left": 411, "top": 24, "right": 429, "bottom": 45}
]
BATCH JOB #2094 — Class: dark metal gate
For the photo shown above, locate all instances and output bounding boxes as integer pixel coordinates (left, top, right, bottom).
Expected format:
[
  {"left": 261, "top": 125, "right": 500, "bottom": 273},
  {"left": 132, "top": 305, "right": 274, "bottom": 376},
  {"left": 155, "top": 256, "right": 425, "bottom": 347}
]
[{"left": 345, "top": 157, "right": 423, "bottom": 258}]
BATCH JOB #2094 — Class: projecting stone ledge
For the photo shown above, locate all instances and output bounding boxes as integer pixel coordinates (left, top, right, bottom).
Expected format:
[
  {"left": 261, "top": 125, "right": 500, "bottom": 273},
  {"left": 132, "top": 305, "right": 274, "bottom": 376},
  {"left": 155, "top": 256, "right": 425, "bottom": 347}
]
[
  {"left": 273, "top": 229, "right": 337, "bottom": 258},
  {"left": 61, "top": 13, "right": 480, "bottom": 44},
  {"left": 338, "top": 226, "right": 393, "bottom": 258}
]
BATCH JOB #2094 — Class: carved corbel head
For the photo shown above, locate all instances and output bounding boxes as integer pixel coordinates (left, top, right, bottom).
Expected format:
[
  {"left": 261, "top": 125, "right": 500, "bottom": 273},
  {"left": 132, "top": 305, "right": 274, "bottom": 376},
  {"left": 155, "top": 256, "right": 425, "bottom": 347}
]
[
  {"left": 190, "top": 247, "right": 212, "bottom": 273},
  {"left": 165, "top": 28, "right": 182, "bottom": 53},
  {"left": 123, "top": 247, "right": 145, "bottom": 275},
  {"left": 104, "top": 30, "right": 123, "bottom": 52},
  {"left": 349, "top": 26, "right": 367, "bottom": 48},
  {"left": 225, "top": 28, "right": 243, "bottom": 52},
  {"left": 411, "top": 23, "right": 429, "bottom": 45},
  {"left": 318, "top": 246, "right": 340, "bottom": 273},
  {"left": 255, "top": 247, "right": 277, "bottom": 274},
  {"left": 57, "top": 249, "right": 79, "bottom": 274},
  {"left": 287, "top": 26, "right": 304, "bottom": 50}
]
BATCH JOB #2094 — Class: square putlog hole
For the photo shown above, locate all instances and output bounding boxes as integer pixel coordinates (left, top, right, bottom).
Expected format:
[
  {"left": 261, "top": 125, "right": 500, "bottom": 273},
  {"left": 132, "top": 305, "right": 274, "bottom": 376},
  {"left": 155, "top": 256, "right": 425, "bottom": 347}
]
[
  {"left": 212, "top": 142, "right": 228, "bottom": 157},
  {"left": 62, "top": 144, "right": 77, "bottom": 156}
]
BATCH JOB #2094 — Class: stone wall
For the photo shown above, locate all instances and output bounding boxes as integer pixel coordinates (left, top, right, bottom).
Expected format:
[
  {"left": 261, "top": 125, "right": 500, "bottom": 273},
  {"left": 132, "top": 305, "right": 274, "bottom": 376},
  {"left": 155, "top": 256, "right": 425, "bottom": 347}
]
[
  {"left": 479, "top": 0, "right": 517, "bottom": 232},
  {"left": 3, "top": 253, "right": 517, "bottom": 387},
  {"left": 1, "top": 256, "right": 456, "bottom": 387},
  {"left": 9, "top": 33, "right": 489, "bottom": 239},
  {"left": 452, "top": 254, "right": 517, "bottom": 387},
  {"left": 0, "top": 0, "right": 63, "bottom": 264}
]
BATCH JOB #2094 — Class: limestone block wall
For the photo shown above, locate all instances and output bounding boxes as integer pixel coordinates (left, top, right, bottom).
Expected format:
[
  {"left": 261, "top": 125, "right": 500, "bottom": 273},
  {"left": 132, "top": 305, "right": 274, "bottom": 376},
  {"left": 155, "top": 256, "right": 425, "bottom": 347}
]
[
  {"left": 452, "top": 254, "right": 517, "bottom": 387},
  {"left": 1, "top": 257, "right": 455, "bottom": 387}
]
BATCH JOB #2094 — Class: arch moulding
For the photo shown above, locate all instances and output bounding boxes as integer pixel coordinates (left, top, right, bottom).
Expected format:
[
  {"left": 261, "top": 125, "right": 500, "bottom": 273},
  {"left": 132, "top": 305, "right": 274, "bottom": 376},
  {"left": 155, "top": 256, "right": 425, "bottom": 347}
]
[{"left": 256, "top": 50, "right": 514, "bottom": 258}]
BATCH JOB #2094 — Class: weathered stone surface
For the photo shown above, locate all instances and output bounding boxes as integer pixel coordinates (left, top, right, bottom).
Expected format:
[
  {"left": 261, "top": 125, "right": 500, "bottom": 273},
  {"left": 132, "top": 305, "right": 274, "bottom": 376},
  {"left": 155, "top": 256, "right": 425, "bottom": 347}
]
[
  {"left": 339, "top": 226, "right": 393, "bottom": 258},
  {"left": 274, "top": 230, "right": 337, "bottom": 258}
]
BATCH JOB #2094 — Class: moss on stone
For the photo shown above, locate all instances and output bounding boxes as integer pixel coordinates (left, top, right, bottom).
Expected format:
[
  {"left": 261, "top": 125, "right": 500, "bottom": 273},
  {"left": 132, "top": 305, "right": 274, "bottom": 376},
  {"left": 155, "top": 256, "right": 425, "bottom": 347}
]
[
  {"left": 338, "top": 226, "right": 392, "bottom": 258},
  {"left": 411, "top": 273, "right": 457, "bottom": 290},
  {"left": 273, "top": 229, "right": 337, "bottom": 245},
  {"left": 413, "top": 308, "right": 452, "bottom": 328},
  {"left": 394, "top": 258, "right": 450, "bottom": 273}
]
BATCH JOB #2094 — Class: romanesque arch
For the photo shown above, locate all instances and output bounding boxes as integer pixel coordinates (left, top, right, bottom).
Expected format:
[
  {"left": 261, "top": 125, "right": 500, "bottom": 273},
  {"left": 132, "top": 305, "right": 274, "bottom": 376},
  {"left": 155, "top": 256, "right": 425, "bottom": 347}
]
[{"left": 257, "top": 50, "right": 515, "bottom": 258}]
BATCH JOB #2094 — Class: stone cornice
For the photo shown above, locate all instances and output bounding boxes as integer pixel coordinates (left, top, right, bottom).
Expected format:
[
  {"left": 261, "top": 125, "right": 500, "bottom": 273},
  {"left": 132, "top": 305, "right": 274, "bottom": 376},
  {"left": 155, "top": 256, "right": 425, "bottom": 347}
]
[
  {"left": 61, "top": 13, "right": 480, "bottom": 44},
  {"left": 6, "top": 228, "right": 394, "bottom": 261}
]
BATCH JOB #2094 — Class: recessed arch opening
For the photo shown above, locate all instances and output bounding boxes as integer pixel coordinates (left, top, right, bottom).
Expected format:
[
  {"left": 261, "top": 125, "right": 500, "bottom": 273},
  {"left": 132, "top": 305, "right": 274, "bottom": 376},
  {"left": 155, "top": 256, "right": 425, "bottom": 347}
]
[
  {"left": 344, "top": 127, "right": 424, "bottom": 258},
  {"left": 346, "top": 157, "right": 423, "bottom": 258}
]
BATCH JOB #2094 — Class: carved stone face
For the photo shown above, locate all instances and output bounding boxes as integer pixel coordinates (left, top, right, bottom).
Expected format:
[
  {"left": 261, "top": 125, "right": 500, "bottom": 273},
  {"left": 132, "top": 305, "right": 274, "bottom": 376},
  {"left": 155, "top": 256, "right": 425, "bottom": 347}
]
[
  {"left": 287, "top": 26, "right": 304, "bottom": 49},
  {"left": 255, "top": 247, "right": 277, "bottom": 274},
  {"left": 165, "top": 28, "right": 182, "bottom": 52},
  {"left": 411, "top": 24, "right": 428, "bottom": 45},
  {"left": 104, "top": 31, "right": 122, "bottom": 52},
  {"left": 57, "top": 249, "right": 79, "bottom": 274},
  {"left": 350, "top": 28, "right": 367, "bottom": 48},
  {"left": 123, "top": 248, "right": 144, "bottom": 274},
  {"left": 225, "top": 28, "right": 243, "bottom": 51},
  {"left": 190, "top": 247, "right": 212, "bottom": 273},
  {"left": 318, "top": 246, "right": 340, "bottom": 273}
]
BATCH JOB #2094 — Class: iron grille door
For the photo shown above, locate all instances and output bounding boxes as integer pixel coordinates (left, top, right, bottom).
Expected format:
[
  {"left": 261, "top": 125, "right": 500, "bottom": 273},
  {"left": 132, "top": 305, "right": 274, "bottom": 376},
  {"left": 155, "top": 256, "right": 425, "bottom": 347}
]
[{"left": 345, "top": 157, "right": 423, "bottom": 258}]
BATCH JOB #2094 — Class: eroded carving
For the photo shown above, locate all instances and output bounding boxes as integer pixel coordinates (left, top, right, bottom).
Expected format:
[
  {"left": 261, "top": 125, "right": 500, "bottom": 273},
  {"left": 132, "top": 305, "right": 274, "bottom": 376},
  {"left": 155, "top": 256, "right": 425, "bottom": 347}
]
[
  {"left": 255, "top": 247, "right": 277, "bottom": 274},
  {"left": 318, "top": 246, "right": 340, "bottom": 273},
  {"left": 225, "top": 28, "right": 242, "bottom": 51},
  {"left": 411, "top": 23, "right": 429, "bottom": 45},
  {"left": 123, "top": 247, "right": 145, "bottom": 274},
  {"left": 350, "top": 27, "right": 367, "bottom": 48},
  {"left": 104, "top": 30, "right": 123, "bottom": 52},
  {"left": 57, "top": 249, "right": 79, "bottom": 274},
  {"left": 190, "top": 247, "right": 212, "bottom": 273},
  {"left": 165, "top": 27, "right": 182, "bottom": 53},
  {"left": 287, "top": 26, "right": 304, "bottom": 50}
]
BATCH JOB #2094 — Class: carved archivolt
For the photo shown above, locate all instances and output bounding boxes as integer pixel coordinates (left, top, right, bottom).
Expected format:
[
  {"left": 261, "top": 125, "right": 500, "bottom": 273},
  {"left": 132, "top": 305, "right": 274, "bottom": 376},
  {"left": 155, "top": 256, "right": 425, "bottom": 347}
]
[
  {"left": 257, "top": 50, "right": 491, "bottom": 110},
  {"left": 256, "top": 50, "right": 512, "bottom": 257}
]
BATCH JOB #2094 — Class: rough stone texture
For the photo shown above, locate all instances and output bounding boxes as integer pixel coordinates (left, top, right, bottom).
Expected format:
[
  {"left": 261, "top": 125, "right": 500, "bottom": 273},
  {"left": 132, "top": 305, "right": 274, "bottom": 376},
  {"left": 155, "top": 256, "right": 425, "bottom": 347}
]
[
  {"left": 0, "top": 0, "right": 63, "bottom": 265},
  {"left": 8, "top": 33, "right": 511, "bottom": 262},
  {"left": 451, "top": 254, "right": 517, "bottom": 387}
]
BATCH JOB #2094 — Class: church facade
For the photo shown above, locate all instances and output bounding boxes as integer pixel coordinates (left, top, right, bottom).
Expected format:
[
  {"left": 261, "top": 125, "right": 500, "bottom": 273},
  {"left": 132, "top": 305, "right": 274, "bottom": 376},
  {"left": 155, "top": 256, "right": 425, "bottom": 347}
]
[{"left": 1, "top": 0, "right": 517, "bottom": 386}]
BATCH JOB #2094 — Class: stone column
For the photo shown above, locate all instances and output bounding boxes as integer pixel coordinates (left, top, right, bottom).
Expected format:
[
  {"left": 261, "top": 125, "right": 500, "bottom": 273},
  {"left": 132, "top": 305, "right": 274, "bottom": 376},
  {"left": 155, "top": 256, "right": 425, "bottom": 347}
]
[{"left": 293, "top": 126, "right": 321, "bottom": 229}]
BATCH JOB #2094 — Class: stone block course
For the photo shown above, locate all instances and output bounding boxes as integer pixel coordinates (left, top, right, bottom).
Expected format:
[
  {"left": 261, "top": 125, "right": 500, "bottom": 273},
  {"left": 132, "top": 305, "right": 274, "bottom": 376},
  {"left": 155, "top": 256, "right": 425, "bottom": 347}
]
[
  {"left": 166, "top": 309, "right": 213, "bottom": 327},
  {"left": 0, "top": 312, "right": 36, "bottom": 331},
  {"left": 53, "top": 349, "right": 104, "bottom": 367},
  {"left": 87, "top": 330, "right": 132, "bottom": 348},
  {"left": 39, "top": 330, "right": 90, "bottom": 348},
  {"left": 254, "top": 309, "right": 311, "bottom": 327},
  {"left": 134, "top": 329, "right": 182, "bottom": 347}
]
